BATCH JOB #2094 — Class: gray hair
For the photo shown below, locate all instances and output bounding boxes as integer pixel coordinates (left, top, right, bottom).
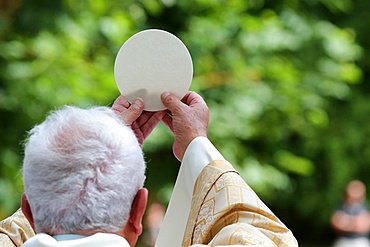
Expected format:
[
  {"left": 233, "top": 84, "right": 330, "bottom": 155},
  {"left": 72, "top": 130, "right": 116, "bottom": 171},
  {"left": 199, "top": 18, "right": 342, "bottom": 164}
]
[{"left": 22, "top": 106, "right": 146, "bottom": 234}]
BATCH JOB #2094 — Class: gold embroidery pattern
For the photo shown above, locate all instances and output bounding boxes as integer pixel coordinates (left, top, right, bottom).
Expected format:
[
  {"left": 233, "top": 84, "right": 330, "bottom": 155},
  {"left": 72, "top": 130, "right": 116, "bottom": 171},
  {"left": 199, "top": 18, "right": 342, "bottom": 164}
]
[
  {"left": 182, "top": 160, "right": 298, "bottom": 247},
  {"left": 0, "top": 209, "right": 35, "bottom": 247},
  {"left": 229, "top": 226, "right": 270, "bottom": 245}
]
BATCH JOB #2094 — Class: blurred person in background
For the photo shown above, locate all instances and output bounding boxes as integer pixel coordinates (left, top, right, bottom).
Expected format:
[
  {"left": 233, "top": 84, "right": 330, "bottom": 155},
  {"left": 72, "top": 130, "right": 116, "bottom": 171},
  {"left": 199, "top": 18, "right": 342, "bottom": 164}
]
[
  {"left": 331, "top": 180, "right": 370, "bottom": 247},
  {"left": 141, "top": 203, "right": 165, "bottom": 247}
]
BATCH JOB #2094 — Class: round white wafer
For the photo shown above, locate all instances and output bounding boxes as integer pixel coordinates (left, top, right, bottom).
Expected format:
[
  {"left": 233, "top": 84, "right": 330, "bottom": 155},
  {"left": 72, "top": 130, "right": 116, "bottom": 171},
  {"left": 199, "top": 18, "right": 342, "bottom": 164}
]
[{"left": 114, "top": 29, "right": 193, "bottom": 111}]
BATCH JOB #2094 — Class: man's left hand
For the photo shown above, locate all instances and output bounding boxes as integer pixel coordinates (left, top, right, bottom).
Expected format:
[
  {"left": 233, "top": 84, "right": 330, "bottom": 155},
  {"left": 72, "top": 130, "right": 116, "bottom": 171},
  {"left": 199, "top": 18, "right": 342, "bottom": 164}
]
[{"left": 112, "top": 95, "right": 166, "bottom": 146}]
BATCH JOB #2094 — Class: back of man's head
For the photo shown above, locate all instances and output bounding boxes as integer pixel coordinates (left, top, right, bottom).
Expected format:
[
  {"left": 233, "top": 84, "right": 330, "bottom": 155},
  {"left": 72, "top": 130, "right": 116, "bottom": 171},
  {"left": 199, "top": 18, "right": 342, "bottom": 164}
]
[{"left": 22, "top": 106, "right": 146, "bottom": 235}]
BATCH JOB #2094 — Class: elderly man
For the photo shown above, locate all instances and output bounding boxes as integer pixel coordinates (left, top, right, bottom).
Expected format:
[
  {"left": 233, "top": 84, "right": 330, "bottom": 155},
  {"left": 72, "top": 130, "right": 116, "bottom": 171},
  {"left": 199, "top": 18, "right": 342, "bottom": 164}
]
[
  {"left": 1, "top": 92, "right": 298, "bottom": 246},
  {"left": 0, "top": 94, "right": 164, "bottom": 247}
]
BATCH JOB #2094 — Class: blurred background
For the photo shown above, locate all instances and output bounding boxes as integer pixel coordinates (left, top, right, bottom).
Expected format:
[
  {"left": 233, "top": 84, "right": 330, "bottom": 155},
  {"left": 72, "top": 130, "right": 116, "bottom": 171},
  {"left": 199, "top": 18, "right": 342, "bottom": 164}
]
[{"left": 1, "top": 0, "right": 370, "bottom": 246}]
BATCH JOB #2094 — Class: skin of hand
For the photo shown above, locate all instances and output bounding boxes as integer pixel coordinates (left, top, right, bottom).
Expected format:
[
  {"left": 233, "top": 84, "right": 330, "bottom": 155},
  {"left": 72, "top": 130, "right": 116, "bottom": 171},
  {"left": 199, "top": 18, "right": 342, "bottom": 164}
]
[
  {"left": 161, "top": 91, "right": 209, "bottom": 161},
  {"left": 112, "top": 95, "right": 166, "bottom": 146}
]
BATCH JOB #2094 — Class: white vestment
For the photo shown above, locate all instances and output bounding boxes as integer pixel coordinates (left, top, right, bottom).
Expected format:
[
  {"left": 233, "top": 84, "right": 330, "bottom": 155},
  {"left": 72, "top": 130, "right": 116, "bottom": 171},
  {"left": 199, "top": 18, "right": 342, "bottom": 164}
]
[
  {"left": 156, "top": 137, "right": 298, "bottom": 246},
  {"left": 155, "top": 137, "right": 225, "bottom": 247}
]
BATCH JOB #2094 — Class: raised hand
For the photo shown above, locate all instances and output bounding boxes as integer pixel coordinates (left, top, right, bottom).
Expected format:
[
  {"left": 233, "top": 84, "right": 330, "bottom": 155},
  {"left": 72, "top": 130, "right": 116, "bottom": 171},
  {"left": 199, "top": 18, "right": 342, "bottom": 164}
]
[
  {"left": 112, "top": 95, "right": 166, "bottom": 146},
  {"left": 161, "top": 91, "right": 209, "bottom": 161}
]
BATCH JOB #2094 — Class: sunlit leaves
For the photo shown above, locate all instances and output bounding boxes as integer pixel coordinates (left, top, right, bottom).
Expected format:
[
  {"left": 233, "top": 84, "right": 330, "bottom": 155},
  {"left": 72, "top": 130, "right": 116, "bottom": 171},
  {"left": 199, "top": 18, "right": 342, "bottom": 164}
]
[
  {"left": 240, "top": 158, "right": 291, "bottom": 199},
  {"left": 274, "top": 150, "right": 315, "bottom": 176},
  {"left": 316, "top": 22, "right": 362, "bottom": 61}
]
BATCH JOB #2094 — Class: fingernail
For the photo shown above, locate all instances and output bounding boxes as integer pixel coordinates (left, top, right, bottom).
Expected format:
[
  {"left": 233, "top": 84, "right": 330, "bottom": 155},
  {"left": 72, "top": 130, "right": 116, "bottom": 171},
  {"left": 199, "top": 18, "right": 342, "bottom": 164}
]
[
  {"left": 161, "top": 91, "right": 171, "bottom": 100},
  {"left": 133, "top": 98, "right": 143, "bottom": 106}
]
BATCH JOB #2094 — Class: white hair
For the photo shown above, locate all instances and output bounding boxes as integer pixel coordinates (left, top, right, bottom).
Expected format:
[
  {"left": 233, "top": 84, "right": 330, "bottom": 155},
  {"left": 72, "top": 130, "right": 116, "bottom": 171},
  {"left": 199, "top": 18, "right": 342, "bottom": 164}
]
[{"left": 22, "top": 106, "right": 146, "bottom": 234}]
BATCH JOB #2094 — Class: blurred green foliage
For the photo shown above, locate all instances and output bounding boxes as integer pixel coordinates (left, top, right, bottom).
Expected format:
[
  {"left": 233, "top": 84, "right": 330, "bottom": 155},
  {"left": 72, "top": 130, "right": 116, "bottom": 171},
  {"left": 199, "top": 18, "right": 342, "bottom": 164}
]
[{"left": 1, "top": 0, "right": 370, "bottom": 245}]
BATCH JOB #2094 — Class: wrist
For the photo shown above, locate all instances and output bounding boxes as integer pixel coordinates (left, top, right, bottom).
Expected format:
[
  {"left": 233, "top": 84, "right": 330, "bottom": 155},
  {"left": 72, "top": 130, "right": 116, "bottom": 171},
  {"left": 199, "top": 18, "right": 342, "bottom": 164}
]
[{"left": 183, "top": 133, "right": 207, "bottom": 151}]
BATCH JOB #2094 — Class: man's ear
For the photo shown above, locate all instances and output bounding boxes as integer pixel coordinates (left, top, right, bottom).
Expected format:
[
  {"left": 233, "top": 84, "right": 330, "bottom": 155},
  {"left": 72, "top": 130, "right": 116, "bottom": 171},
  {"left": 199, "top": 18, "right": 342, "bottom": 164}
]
[
  {"left": 123, "top": 188, "right": 148, "bottom": 246},
  {"left": 21, "top": 193, "right": 35, "bottom": 231},
  {"left": 129, "top": 188, "right": 148, "bottom": 235}
]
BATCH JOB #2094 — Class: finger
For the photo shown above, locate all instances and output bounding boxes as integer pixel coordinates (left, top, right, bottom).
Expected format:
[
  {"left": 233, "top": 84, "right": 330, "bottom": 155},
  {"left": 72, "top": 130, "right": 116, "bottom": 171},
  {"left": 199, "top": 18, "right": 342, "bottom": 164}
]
[
  {"left": 112, "top": 95, "right": 130, "bottom": 113},
  {"left": 161, "top": 113, "right": 174, "bottom": 133},
  {"left": 121, "top": 98, "right": 144, "bottom": 125},
  {"left": 161, "top": 91, "right": 186, "bottom": 116},
  {"left": 136, "top": 111, "right": 154, "bottom": 127},
  {"left": 140, "top": 111, "right": 166, "bottom": 138},
  {"left": 142, "top": 111, "right": 166, "bottom": 129},
  {"left": 137, "top": 110, "right": 165, "bottom": 128},
  {"left": 131, "top": 120, "right": 145, "bottom": 146},
  {"left": 132, "top": 122, "right": 144, "bottom": 146},
  {"left": 181, "top": 91, "right": 207, "bottom": 108},
  {"left": 180, "top": 91, "right": 193, "bottom": 104}
]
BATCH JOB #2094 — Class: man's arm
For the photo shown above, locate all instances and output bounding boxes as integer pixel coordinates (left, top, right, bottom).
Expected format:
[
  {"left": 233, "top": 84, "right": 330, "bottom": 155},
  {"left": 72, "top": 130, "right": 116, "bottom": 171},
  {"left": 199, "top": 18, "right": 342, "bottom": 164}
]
[
  {"left": 158, "top": 92, "right": 297, "bottom": 246},
  {"left": 183, "top": 158, "right": 297, "bottom": 246}
]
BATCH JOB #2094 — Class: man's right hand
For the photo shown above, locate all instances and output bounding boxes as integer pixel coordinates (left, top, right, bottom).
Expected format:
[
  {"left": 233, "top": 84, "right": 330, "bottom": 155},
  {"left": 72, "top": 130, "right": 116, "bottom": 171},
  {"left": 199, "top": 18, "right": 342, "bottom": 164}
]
[{"left": 161, "top": 91, "right": 210, "bottom": 161}]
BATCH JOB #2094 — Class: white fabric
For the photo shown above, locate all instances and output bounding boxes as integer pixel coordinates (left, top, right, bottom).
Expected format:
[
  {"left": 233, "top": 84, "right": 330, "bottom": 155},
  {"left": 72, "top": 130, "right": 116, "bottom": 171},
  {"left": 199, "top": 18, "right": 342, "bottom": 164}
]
[
  {"left": 53, "top": 234, "right": 86, "bottom": 241},
  {"left": 155, "top": 137, "right": 225, "bottom": 247},
  {"left": 21, "top": 233, "right": 130, "bottom": 247},
  {"left": 333, "top": 237, "right": 370, "bottom": 247}
]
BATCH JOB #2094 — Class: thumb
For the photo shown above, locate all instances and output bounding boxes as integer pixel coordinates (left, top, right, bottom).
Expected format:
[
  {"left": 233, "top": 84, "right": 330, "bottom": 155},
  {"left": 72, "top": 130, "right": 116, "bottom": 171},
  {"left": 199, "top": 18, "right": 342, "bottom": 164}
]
[
  {"left": 121, "top": 98, "right": 144, "bottom": 125},
  {"left": 161, "top": 92, "right": 184, "bottom": 114}
]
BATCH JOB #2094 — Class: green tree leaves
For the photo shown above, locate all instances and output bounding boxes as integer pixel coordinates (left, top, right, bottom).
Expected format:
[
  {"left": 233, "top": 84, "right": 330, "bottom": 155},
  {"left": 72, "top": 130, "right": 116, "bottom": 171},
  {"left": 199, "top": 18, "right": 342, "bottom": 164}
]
[{"left": 1, "top": 1, "right": 369, "bottom": 245}]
